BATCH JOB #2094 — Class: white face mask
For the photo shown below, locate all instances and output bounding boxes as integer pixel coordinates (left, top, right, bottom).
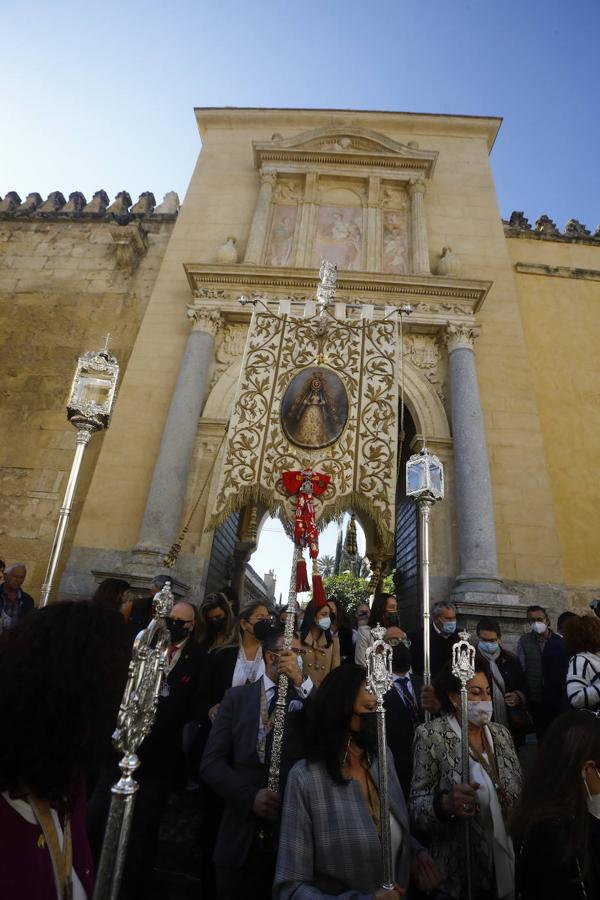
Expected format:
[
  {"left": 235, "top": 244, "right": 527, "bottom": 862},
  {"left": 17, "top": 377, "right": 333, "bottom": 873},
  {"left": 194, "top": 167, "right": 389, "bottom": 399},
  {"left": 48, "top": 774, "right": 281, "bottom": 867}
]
[
  {"left": 530, "top": 621, "right": 547, "bottom": 635},
  {"left": 467, "top": 700, "right": 493, "bottom": 726},
  {"left": 583, "top": 768, "right": 600, "bottom": 819}
]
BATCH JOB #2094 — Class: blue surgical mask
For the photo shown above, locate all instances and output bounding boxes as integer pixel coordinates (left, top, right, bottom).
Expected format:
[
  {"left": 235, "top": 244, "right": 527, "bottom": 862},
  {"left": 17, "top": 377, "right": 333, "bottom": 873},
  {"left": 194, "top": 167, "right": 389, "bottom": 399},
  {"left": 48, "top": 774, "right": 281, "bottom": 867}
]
[
  {"left": 478, "top": 640, "right": 499, "bottom": 654},
  {"left": 441, "top": 620, "right": 457, "bottom": 635},
  {"left": 318, "top": 616, "right": 331, "bottom": 631}
]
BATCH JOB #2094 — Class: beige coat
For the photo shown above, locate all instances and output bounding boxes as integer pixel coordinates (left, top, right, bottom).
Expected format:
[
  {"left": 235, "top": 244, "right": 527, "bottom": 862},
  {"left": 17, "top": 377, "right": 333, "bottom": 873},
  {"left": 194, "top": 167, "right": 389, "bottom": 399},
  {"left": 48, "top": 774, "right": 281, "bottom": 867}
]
[{"left": 301, "top": 632, "right": 340, "bottom": 687}]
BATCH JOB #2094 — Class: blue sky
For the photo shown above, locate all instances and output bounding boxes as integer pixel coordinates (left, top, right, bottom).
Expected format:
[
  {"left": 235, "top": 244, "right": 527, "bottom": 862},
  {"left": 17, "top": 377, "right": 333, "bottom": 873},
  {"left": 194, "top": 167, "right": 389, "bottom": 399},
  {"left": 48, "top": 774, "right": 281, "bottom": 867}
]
[{"left": 2, "top": 0, "right": 599, "bottom": 231}]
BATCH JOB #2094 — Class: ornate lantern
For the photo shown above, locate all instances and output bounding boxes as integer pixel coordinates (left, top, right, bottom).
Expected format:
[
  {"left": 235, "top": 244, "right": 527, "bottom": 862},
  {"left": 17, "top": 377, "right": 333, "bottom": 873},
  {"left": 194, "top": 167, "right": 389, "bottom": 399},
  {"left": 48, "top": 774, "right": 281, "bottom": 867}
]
[{"left": 406, "top": 446, "right": 444, "bottom": 501}]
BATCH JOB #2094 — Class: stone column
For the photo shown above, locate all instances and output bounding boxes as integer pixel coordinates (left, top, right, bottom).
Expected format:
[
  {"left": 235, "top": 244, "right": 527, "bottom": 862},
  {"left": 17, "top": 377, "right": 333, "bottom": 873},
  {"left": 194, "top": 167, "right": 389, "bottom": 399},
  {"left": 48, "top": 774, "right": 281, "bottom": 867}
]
[
  {"left": 366, "top": 175, "right": 381, "bottom": 270},
  {"left": 408, "top": 178, "right": 430, "bottom": 275},
  {"left": 133, "top": 307, "right": 222, "bottom": 560},
  {"left": 444, "top": 324, "right": 505, "bottom": 597},
  {"left": 244, "top": 169, "right": 277, "bottom": 265},
  {"left": 295, "top": 172, "right": 318, "bottom": 267}
]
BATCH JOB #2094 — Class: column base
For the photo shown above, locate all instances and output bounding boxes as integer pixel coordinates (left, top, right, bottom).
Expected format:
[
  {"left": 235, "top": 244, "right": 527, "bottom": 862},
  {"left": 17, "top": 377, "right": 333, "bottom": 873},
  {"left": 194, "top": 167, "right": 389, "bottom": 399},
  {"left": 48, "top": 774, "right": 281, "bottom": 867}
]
[{"left": 452, "top": 573, "right": 508, "bottom": 595}]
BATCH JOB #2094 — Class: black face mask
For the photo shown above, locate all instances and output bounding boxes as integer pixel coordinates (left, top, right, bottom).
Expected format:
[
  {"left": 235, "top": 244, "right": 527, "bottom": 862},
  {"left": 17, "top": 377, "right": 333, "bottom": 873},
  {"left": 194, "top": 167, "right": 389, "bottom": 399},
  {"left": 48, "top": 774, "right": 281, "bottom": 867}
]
[
  {"left": 252, "top": 619, "right": 273, "bottom": 642},
  {"left": 208, "top": 617, "right": 226, "bottom": 633},
  {"left": 166, "top": 618, "right": 190, "bottom": 643},
  {"left": 350, "top": 711, "right": 378, "bottom": 753},
  {"left": 392, "top": 643, "right": 412, "bottom": 673},
  {"left": 385, "top": 612, "right": 399, "bottom": 627}
]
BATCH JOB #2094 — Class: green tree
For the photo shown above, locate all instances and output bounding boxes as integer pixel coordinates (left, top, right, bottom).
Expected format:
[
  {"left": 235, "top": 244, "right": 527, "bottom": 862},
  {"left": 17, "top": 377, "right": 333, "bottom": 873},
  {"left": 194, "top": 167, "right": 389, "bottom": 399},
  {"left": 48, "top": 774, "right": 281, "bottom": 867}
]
[
  {"left": 323, "top": 572, "right": 371, "bottom": 617},
  {"left": 316, "top": 554, "right": 335, "bottom": 577}
]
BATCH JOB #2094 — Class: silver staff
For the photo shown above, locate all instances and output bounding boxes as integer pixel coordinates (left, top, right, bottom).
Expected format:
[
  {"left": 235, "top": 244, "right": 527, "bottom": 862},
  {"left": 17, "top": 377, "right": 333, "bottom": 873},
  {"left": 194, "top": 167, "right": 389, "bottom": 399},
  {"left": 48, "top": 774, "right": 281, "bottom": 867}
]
[
  {"left": 406, "top": 447, "right": 445, "bottom": 722},
  {"left": 267, "top": 545, "right": 301, "bottom": 793},
  {"left": 366, "top": 623, "right": 394, "bottom": 891},
  {"left": 452, "top": 630, "right": 476, "bottom": 900},
  {"left": 92, "top": 580, "right": 174, "bottom": 900}
]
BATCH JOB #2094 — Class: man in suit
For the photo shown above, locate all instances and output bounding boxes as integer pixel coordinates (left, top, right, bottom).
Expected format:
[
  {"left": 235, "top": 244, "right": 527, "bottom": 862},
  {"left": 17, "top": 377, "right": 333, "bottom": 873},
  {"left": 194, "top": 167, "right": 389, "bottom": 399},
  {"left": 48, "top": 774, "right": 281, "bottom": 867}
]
[
  {"left": 200, "top": 627, "right": 313, "bottom": 900},
  {"left": 517, "top": 604, "right": 569, "bottom": 739},
  {"left": 409, "top": 600, "right": 460, "bottom": 715},
  {"left": 90, "top": 600, "right": 206, "bottom": 899},
  {"left": 384, "top": 628, "right": 423, "bottom": 800}
]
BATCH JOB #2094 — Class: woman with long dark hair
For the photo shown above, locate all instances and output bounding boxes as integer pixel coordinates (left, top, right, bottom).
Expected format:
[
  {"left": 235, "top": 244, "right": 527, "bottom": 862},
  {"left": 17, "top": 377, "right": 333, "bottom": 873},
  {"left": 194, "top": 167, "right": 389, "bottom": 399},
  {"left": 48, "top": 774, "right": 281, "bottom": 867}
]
[
  {"left": 512, "top": 710, "right": 600, "bottom": 898},
  {"left": 90, "top": 577, "right": 131, "bottom": 617},
  {"left": 326, "top": 597, "right": 354, "bottom": 663},
  {"left": 299, "top": 600, "right": 340, "bottom": 687},
  {"left": 197, "top": 592, "right": 235, "bottom": 654},
  {"left": 274, "top": 664, "right": 441, "bottom": 898},
  {"left": 0, "top": 602, "right": 130, "bottom": 899}
]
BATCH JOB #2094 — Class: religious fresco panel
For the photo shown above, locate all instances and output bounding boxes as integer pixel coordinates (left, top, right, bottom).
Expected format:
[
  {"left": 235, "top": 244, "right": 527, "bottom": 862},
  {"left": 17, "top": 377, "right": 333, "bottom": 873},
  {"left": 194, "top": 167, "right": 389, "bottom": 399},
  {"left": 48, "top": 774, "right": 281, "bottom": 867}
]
[
  {"left": 312, "top": 205, "right": 363, "bottom": 271},
  {"left": 382, "top": 210, "right": 408, "bottom": 274},
  {"left": 265, "top": 204, "right": 298, "bottom": 267}
]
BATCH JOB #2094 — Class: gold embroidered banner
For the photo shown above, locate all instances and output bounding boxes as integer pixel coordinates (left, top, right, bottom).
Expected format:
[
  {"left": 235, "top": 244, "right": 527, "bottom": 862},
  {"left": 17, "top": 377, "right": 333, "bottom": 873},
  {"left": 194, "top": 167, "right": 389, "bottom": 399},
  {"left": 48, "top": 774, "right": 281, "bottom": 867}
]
[{"left": 209, "top": 308, "right": 399, "bottom": 551}]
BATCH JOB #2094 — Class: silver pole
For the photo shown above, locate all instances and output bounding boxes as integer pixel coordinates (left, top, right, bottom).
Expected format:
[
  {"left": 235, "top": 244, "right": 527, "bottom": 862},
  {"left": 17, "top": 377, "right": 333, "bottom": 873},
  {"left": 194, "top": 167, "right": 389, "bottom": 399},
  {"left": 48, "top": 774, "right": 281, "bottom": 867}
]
[
  {"left": 418, "top": 498, "right": 433, "bottom": 722},
  {"left": 366, "top": 625, "right": 394, "bottom": 890},
  {"left": 267, "top": 544, "right": 300, "bottom": 793},
  {"left": 40, "top": 426, "right": 94, "bottom": 606},
  {"left": 92, "top": 583, "right": 174, "bottom": 900},
  {"left": 452, "top": 631, "right": 476, "bottom": 900}
]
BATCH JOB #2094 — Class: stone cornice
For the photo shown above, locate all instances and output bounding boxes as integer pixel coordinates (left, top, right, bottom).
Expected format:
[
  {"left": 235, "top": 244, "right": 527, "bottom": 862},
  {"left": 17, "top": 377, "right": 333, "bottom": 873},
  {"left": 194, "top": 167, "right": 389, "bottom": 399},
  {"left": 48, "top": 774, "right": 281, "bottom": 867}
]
[
  {"left": 0, "top": 190, "right": 180, "bottom": 222},
  {"left": 514, "top": 262, "right": 600, "bottom": 282},
  {"left": 195, "top": 108, "right": 502, "bottom": 152},
  {"left": 253, "top": 125, "right": 438, "bottom": 179},
  {"left": 505, "top": 228, "right": 600, "bottom": 248},
  {"left": 183, "top": 263, "right": 491, "bottom": 325}
]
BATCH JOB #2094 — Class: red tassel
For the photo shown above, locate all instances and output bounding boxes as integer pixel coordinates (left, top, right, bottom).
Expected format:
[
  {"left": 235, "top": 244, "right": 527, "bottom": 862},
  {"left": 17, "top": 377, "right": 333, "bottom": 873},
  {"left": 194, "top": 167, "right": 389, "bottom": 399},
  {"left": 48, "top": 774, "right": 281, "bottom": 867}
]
[
  {"left": 311, "top": 573, "right": 327, "bottom": 608},
  {"left": 296, "top": 558, "right": 310, "bottom": 592}
]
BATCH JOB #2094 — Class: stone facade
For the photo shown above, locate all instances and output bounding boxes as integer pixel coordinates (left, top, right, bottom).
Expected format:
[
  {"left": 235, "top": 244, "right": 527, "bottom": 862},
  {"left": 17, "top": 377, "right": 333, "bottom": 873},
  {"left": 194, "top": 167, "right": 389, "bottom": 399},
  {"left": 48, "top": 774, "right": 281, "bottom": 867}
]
[
  {"left": 1, "top": 109, "right": 598, "bottom": 630},
  {"left": 0, "top": 193, "right": 178, "bottom": 596}
]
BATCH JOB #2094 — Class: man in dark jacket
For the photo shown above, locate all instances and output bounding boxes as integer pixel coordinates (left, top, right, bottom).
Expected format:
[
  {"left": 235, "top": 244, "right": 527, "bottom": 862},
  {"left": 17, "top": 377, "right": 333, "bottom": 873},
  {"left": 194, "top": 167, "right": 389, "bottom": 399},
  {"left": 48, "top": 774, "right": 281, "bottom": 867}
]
[
  {"left": 517, "top": 605, "right": 569, "bottom": 739},
  {"left": 409, "top": 600, "right": 460, "bottom": 714},
  {"left": 0, "top": 564, "right": 34, "bottom": 634},
  {"left": 201, "top": 627, "right": 313, "bottom": 900},
  {"left": 476, "top": 616, "right": 528, "bottom": 747},
  {"left": 384, "top": 630, "right": 423, "bottom": 800}
]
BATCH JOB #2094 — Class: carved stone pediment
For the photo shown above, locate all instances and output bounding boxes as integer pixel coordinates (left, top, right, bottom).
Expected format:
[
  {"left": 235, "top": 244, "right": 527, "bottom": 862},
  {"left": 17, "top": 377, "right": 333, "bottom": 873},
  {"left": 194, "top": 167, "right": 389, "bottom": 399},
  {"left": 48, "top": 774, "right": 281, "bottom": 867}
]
[{"left": 253, "top": 126, "right": 437, "bottom": 178}]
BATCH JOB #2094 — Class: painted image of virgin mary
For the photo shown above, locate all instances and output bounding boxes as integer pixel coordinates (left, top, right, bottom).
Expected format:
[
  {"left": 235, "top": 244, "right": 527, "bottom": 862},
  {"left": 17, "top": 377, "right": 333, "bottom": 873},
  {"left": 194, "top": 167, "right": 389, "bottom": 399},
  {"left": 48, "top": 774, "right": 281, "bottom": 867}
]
[{"left": 282, "top": 367, "right": 348, "bottom": 449}]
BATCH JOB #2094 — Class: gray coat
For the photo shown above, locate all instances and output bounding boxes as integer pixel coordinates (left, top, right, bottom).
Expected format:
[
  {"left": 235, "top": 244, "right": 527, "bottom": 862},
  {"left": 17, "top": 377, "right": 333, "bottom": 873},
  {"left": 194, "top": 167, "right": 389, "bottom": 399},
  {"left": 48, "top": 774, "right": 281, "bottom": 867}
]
[{"left": 274, "top": 754, "right": 417, "bottom": 899}]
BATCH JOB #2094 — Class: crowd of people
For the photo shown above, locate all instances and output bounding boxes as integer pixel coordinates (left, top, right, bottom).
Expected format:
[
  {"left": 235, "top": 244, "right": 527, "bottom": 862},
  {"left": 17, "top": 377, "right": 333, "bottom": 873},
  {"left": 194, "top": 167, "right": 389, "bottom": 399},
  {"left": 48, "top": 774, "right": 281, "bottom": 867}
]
[{"left": 1, "top": 561, "right": 600, "bottom": 900}]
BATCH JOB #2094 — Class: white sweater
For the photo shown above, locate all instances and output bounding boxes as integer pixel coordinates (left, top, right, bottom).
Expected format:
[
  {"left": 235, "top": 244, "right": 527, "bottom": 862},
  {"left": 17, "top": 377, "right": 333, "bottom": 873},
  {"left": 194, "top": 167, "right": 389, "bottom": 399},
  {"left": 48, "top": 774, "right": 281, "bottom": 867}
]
[{"left": 566, "top": 651, "right": 600, "bottom": 710}]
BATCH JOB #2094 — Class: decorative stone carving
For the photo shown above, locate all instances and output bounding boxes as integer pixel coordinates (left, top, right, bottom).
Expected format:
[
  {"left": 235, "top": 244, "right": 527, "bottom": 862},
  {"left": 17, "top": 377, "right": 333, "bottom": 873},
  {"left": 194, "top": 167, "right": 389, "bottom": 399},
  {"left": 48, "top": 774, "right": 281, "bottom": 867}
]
[
  {"left": 595, "top": 225, "right": 600, "bottom": 239},
  {"left": 38, "top": 191, "right": 66, "bottom": 214},
  {"left": 106, "top": 191, "right": 133, "bottom": 224},
  {"left": 508, "top": 211, "right": 531, "bottom": 230},
  {"left": 16, "top": 192, "right": 43, "bottom": 214},
  {"left": 435, "top": 246, "right": 462, "bottom": 277},
  {"left": 259, "top": 169, "right": 277, "bottom": 188},
  {"left": 186, "top": 305, "right": 222, "bottom": 337},
  {"left": 271, "top": 133, "right": 284, "bottom": 141},
  {"left": 154, "top": 191, "right": 180, "bottom": 215},
  {"left": 83, "top": 190, "right": 110, "bottom": 216},
  {"left": 0, "top": 192, "right": 21, "bottom": 214},
  {"left": 319, "top": 136, "right": 354, "bottom": 151},
  {"left": 381, "top": 185, "right": 408, "bottom": 210},
  {"left": 215, "top": 236, "right": 239, "bottom": 264},
  {"left": 131, "top": 192, "right": 156, "bottom": 217},
  {"left": 274, "top": 179, "right": 303, "bottom": 203},
  {"left": 209, "top": 323, "right": 248, "bottom": 390},
  {"left": 402, "top": 334, "right": 447, "bottom": 408},
  {"left": 535, "top": 214, "right": 559, "bottom": 235},
  {"left": 444, "top": 322, "right": 481, "bottom": 352},
  {"left": 60, "top": 192, "right": 87, "bottom": 215},
  {"left": 564, "top": 219, "right": 590, "bottom": 237},
  {"left": 109, "top": 222, "right": 148, "bottom": 269}
]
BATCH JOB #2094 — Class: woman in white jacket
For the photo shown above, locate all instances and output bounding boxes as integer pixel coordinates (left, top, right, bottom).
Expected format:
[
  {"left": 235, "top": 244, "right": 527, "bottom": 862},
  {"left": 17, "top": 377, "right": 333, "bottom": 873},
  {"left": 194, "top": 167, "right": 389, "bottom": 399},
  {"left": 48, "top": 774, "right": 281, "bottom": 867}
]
[{"left": 564, "top": 613, "right": 600, "bottom": 712}]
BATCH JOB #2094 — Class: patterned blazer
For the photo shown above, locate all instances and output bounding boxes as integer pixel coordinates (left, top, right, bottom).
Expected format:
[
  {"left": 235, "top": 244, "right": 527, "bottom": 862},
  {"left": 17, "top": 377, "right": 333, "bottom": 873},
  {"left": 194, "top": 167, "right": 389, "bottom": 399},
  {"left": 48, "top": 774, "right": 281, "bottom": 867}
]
[
  {"left": 409, "top": 716, "right": 522, "bottom": 899},
  {"left": 274, "top": 754, "right": 418, "bottom": 899}
]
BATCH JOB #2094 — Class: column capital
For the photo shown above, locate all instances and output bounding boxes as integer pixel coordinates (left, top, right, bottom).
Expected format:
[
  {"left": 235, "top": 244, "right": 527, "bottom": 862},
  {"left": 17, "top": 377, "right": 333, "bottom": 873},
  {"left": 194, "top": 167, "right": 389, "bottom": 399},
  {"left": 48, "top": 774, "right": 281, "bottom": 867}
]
[
  {"left": 259, "top": 168, "right": 277, "bottom": 188},
  {"left": 186, "top": 304, "right": 222, "bottom": 337},
  {"left": 444, "top": 322, "right": 481, "bottom": 352},
  {"left": 408, "top": 177, "right": 426, "bottom": 197}
]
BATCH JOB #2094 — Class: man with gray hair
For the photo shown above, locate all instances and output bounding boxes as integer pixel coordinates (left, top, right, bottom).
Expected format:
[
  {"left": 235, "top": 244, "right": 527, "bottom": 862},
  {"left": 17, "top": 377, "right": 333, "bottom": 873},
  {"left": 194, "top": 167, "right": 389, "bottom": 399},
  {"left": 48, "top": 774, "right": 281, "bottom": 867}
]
[
  {"left": 0, "top": 563, "right": 34, "bottom": 634},
  {"left": 409, "top": 600, "right": 459, "bottom": 679}
]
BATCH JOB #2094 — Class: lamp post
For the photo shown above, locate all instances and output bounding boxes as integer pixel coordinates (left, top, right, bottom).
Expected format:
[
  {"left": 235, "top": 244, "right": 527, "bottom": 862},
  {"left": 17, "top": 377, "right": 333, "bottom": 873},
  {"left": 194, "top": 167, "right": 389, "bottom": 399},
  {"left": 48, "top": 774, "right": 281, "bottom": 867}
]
[
  {"left": 406, "top": 446, "right": 444, "bottom": 715},
  {"left": 40, "top": 341, "right": 119, "bottom": 606}
]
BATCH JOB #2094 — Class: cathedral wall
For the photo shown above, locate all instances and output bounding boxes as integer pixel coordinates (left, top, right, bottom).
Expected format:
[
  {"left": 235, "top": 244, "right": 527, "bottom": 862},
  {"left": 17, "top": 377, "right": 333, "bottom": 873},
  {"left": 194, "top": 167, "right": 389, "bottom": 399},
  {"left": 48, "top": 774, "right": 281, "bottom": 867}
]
[
  {"left": 506, "top": 235, "right": 600, "bottom": 607},
  {"left": 0, "top": 211, "right": 175, "bottom": 596}
]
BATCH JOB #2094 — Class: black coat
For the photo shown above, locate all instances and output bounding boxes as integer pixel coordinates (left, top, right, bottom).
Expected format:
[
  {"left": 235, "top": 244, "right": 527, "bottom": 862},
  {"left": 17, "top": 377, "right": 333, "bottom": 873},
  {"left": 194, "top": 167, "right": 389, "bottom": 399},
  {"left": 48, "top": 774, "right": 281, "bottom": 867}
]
[
  {"left": 384, "top": 673, "right": 423, "bottom": 801},
  {"left": 198, "top": 645, "right": 239, "bottom": 721},
  {"left": 408, "top": 625, "right": 459, "bottom": 678},
  {"left": 138, "top": 638, "right": 206, "bottom": 775}
]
